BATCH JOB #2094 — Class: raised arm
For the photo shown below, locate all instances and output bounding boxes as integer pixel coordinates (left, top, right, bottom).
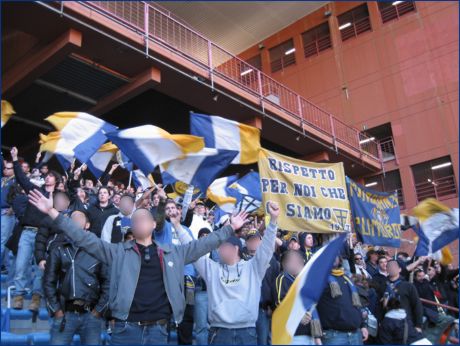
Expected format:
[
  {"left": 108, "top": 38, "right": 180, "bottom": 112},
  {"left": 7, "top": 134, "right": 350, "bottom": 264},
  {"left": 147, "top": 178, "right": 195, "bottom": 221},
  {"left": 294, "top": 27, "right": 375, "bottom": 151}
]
[
  {"left": 171, "top": 210, "right": 248, "bottom": 265},
  {"left": 28, "top": 189, "right": 116, "bottom": 265},
  {"left": 11, "top": 147, "right": 36, "bottom": 193},
  {"left": 252, "top": 201, "right": 279, "bottom": 280}
]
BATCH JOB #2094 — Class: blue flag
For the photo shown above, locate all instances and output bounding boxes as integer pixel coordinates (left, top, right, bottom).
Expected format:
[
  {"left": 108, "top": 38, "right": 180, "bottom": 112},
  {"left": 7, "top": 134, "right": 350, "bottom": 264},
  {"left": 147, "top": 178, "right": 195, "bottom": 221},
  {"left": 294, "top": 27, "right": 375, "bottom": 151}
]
[{"left": 346, "top": 177, "right": 401, "bottom": 247}]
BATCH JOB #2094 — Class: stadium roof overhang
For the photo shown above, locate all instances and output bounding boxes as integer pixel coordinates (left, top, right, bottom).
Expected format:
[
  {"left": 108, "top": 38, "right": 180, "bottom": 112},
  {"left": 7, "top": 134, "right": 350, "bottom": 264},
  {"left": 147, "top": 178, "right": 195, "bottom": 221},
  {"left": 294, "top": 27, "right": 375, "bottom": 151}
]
[{"left": 1, "top": 2, "right": 382, "bottom": 178}]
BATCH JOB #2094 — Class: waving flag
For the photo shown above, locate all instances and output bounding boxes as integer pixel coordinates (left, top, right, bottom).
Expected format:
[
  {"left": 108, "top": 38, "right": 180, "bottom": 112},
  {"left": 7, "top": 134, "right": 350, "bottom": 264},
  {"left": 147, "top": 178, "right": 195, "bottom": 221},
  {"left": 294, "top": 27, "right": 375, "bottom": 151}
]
[
  {"left": 39, "top": 131, "right": 74, "bottom": 170},
  {"left": 272, "top": 233, "right": 347, "bottom": 345},
  {"left": 45, "top": 112, "right": 117, "bottom": 163},
  {"left": 132, "top": 169, "right": 156, "bottom": 191},
  {"left": 85, "top": 142, "right": 118, "bottom": 178},
  {"left": 411, "top": 198, "right": 458, "bottom": 263},
  {"left": 116, "top": 150, "right": 134, "bottom": 171},
  {"left": 1, "top": 100, "right": 15, "bottom": 128},
  {"left": 107, "top": 125, "right": 204, "bottom": 176},
  {"left": 190, "top": 112, "right": 260, "bottom": 164},
  {"left": 207, "top": 175, "right": 239, "bottom": 213},
  {"left": 161, "top": 148, "right": 238, "bottom": 193},
  {"left": 227, "top": 171, "right": 262, "bottom": 212}
]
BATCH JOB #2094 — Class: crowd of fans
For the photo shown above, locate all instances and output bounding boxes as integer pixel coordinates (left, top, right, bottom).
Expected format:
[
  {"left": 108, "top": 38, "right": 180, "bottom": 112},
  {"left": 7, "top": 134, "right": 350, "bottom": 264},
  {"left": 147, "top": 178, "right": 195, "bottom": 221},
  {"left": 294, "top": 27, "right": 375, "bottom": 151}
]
[{"left": 1, "top": 146, "right": 459, "bottom": 345}]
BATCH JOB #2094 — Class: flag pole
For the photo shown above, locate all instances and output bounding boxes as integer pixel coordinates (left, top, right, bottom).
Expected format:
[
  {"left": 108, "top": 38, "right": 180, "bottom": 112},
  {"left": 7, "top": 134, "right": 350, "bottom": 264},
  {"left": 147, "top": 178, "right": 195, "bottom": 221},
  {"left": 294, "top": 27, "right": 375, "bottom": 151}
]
[{"left": 128, "top": 171, "right": 133, "bottom": 188}]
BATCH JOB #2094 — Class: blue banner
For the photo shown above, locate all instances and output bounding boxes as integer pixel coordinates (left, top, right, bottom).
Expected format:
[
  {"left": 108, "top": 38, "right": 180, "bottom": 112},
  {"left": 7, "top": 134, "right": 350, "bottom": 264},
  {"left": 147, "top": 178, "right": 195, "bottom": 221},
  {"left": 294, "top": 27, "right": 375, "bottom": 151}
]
[{"left": 346, "top": 177, "right": 401, "bottom": 247}]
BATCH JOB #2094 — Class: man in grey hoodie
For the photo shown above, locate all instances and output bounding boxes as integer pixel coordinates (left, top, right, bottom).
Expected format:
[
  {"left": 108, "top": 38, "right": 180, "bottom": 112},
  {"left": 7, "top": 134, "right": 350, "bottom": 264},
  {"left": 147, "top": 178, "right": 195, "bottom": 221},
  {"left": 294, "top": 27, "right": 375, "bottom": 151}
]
[
  {"left": 176, "top": 201, "right": 280, "bottom": 345},
  {"left": 28, "top": 189, "right": 248, "bottom": 345}
]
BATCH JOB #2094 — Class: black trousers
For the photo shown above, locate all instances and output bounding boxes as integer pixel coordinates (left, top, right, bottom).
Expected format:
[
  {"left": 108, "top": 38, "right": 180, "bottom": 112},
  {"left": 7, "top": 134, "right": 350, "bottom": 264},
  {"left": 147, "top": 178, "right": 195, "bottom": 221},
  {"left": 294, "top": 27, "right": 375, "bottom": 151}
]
[{"left": 178, "top": 303, "right": 194, "bottom": 345}]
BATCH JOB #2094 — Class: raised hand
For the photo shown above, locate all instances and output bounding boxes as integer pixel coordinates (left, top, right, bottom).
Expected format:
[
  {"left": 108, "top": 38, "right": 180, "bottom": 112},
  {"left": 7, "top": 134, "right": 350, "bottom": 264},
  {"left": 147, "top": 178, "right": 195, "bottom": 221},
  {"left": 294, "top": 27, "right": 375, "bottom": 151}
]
[
  {"left": 10, "top": 147, "right": 18, "bottom": 161},
  {"left": 109, "top": 163, "right": 119, "bottom": 174},
  {"left": 230, "top": 211, "right": 249, "bottom": 231},
  {"left": 28, "top": 189, "right": 53, "bottom": 214},
  {"left": 267, "top": 201, "right": 280, "bottom": 222}
]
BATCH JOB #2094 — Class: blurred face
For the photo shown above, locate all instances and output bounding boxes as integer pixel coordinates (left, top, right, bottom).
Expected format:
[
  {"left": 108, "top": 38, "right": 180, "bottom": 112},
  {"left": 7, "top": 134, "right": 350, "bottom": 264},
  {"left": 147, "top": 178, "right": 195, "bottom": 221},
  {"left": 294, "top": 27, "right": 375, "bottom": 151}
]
[
  {"left": 21, "top": 162, "right": 30, "bottom": 174},
  {"left": 3, "top": 163, "right": 14, "bottom": 177},
  {"left": 40, "top": 165, "right": 49, "bottom": 175},
  {"left": 378, "top": 258, "right": 388, "bottom": 272},
  {"left": 165, "top": 202, "right": 178, "bottom": 218},
  {"left": 415, "top": 271, "right": 426, "bottom": 283},
  {"left": 53, "top": 194, "right": 70, "bottom": 212},
  {"left": 85, "top": 180, "right": 94, "bottom": 189},
  {"left": 208, "top": 213, "right": 215, "bottom": 224},
  {"left": 305, "top": 234, "right": 313, "bottom": 248},
  {"left": 141, "top": 198, "right": 151, "bottom": 209},
  {"left": 354, "top": 254, "right": 364, "bottom": 265},
  {"left": 56, "top": 182, "right": 65, "bottom": 191},
  {"left": 98, "top": 188, "right": 109, "bottom": 204},
  {"left": 132, "top": 209, "right": 156, "bottom": 240},
  {"left": 107, "top": 180, "right": 114, "bottom": 188},
  {"left": 288, "top": 240, "right": 300, "bottom": 250},
  {"left": 71, "top": 211, "right": 90, "bottom": 230},
  {"left": 152, "top": 193, "right": 160, "bottom": 207},
  {"left": 45, "top": 173, "right": 57, "bottom": 186},
  {"left": 194, "top": 204, "right": 205, "bottom": 216},
  {"left": 387, "top": 261, "right": 401, "bottom": 277},
  {"left": 119, "top": 196, "right": 134, "bottom": 215},
  {"left": 369, "top": 253, "right": 378, "bottom": 263},
  {"left": 218, "top": 243, "right": 239, "bottom": 264},
  {"left": 427, "top": 266, "right": 436, "bottom": 280},
  {"left": 245, "top": 236, "right": 262, "bottom": 252},
  {"left": 76, "top": 188, "right": 87, "bottom": 202},
  {"left": 283, "top": 251, "right": 305, "bottom": 277},
  {"left": 112, "top": 194, "right": 121, "bottom": 206}
]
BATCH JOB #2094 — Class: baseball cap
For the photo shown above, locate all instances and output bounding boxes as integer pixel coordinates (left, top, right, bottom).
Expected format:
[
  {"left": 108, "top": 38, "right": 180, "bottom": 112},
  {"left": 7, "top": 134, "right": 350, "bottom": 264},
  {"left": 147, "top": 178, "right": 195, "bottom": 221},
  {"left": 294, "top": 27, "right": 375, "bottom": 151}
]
[
  {"left": 289, "top": 234, "right": 299, "bottom": 242},
  {"left": 223, "top": 236, "right": 243, "bottom": 254}
]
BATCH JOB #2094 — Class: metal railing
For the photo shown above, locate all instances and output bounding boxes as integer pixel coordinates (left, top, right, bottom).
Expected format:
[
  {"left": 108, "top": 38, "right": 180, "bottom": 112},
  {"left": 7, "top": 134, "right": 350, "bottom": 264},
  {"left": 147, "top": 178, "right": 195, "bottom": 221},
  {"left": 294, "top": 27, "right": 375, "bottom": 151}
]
[
  {"left": 380, "top": 137, "right": 397, "bottom": 163},
  {"left": 415, "top": 175, "right": 458, "bottom": 202},
  {"left": 65, "top": 1, "right": 381, "bottom": 164}
]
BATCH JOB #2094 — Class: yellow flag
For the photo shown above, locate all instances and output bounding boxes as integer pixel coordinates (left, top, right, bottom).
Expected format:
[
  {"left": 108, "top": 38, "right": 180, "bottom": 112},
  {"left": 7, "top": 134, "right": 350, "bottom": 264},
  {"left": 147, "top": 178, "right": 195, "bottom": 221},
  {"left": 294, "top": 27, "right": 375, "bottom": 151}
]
[{"left": 1, "top": 100, "right": 15, "bottom": 128}]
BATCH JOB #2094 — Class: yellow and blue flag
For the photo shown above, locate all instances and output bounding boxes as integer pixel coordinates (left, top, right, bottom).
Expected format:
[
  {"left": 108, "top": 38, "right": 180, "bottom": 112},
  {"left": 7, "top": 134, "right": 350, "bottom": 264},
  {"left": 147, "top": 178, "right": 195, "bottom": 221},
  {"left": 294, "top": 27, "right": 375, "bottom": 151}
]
[
  {"left": 190, "top": 112, "right": 260, "bottom": 164},
  {"left": 207, "top": 175, "right": 239, "bottom": 213},
  {"left": 1, "top": 100, "right": 15, "bottom": 128},
  {"left": 85, "top": 142, "right": 118, "bottom": 178},
  {"left": 412, "top": 198, "right": 458, "bottom": 264},
  {"left": 107, "top": 124, "right": 204, "bottom": 176},
  {"left": 39, "top": 131, "right": 74, "bottom": 170},
  {"left": 272, "top": 233, "right": 347, "bottom": 345},
  {"left": 45, "top": 112, "right": 117, "bottom": 164},
  {"left": 160, "top": 148, "right": 238, "bottom": 193}
]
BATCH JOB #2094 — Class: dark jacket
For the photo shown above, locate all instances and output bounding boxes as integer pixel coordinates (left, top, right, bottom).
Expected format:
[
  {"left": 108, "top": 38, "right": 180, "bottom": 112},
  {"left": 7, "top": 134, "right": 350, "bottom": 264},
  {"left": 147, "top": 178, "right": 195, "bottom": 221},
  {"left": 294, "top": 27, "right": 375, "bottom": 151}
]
[
  {"left": 317, "top": 275, "right": 364, "bottom": 331},
  {"left": 34, "top": 215, "right": 65, "bottom": 264},
  {"left": 273, "top": 272, "right": 310, "bottom": 336},
  {"left": 13, "top": 160, "right": 51, "bottom": 228},
  {"left": 378, "top": 309, "right": 423, "bottom": 344},
  {"left": 87, "top": 202, "right": 118, "bottom": 237},
  {"left": 44, "top": 235, "right": 110, "bottom": 315},
  {"left": 386, "top": 277, "right": 424, "bottom": 328},
  {"left": 51, "top": 213, "right": 234, "bottom": 323},
  {"left": 372, "top": 272, "right": 389, "bottom": 298}
]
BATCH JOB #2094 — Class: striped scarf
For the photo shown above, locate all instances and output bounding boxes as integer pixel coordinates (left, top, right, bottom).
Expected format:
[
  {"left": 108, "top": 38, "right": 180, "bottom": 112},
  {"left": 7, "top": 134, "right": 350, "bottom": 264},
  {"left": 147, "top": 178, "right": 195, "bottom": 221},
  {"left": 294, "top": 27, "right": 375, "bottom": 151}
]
[{"left": 328, "top": 268, "right": 362, "bottom": 308}]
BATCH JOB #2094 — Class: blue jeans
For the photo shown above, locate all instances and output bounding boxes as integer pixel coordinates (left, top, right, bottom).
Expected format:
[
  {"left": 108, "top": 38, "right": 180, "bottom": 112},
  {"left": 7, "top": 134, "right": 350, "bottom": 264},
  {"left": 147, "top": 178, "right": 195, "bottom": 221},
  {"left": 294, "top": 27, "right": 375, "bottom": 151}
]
[
  {"left": 110, "top": 321, "right": 168, "bottom": 345},
  {"left": 322, "top": 329, "right": 363, "bottom": 345},
  {"left": 1, "top": 213, "right": 15, "bottom": 266},
  {"left": 256, "top": 308, "right": 270, "bottom": 345},
  {"left": 208, "top": 327, "right": 257, "bottom": 345},
  {"left": 50, "top": 311, "right": 103, "bottom": 345},
  {"left": 13, "top": 229, "right": 43, "bottom": 296},
  {"left": 194, "top": 289, "right": 208, "bottom": 345}
]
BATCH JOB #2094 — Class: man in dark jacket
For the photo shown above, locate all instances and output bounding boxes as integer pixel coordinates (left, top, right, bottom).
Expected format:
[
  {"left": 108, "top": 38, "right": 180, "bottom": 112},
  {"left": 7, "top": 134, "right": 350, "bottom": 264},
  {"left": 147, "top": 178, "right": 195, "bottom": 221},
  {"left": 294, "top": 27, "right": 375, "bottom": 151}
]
[
  {"left": 29, "top": 188, "right": 247, "bottom": 345},
  {"left": 384, "top": 260, "right": 424, "bottom": 331},
  {"left": 10, "top": 147, "right": 59, "bottom": 310},
  {"left": 45, "top": 209, "right": 109, "bottom": 345},
  {"left": 273, "top": 250, "right": 321, "bottom": 344},
  {"left": 242, "top": 229, "right": 280, "bottom": 345},
  {"left": 34, "top": 192, "right": 71, "bottom": 269},
  {"left": 87, "top": 186, "right": 118, "bottom": 237}
]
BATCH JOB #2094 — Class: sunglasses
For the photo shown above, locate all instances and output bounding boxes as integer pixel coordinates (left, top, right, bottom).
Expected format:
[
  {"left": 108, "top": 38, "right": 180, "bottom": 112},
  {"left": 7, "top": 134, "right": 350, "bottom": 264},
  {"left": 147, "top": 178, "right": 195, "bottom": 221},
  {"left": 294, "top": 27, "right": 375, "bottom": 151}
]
[{"left": 355, "top": 257, "right": 363, "bottom": 261}]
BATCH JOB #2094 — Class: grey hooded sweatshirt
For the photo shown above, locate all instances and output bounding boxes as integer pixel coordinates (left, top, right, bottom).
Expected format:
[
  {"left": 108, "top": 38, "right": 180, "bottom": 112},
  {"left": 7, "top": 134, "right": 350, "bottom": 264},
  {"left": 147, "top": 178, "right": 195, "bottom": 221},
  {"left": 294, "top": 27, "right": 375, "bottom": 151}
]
[{"left": 177, "top": 221, "right": 277, "bottom": 329}]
